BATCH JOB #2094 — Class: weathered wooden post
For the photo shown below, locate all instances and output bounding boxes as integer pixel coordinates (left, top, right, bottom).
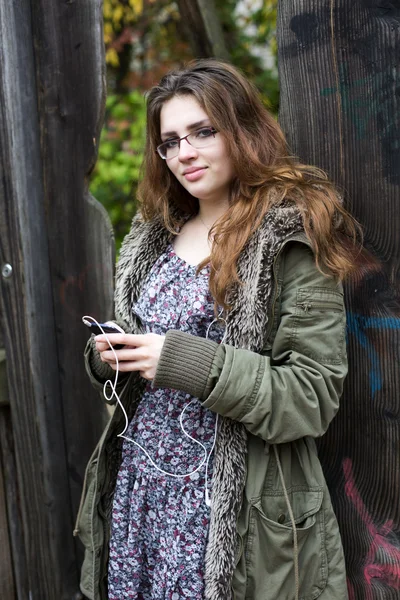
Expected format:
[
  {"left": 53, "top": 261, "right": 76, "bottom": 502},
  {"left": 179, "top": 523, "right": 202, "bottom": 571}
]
[
  {"left": 177, "top": 0, "right": 230, "bottom": 59},
  {"left": 0, "top": 331, "right": 16, "bottom": 599},
  {"left": 277, "top": 2, "right": 400, "bottom": 598},
  {"left": 0, "top": 0, "right": 113, "bottom": 597}
]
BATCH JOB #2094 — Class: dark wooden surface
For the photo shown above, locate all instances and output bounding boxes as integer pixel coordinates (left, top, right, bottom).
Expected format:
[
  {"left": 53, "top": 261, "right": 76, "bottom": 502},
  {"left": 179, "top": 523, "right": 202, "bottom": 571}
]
[
  {"left": 0, "top": 0, "right": 114, "bottom": 597},
  {"left": 0, "top": 329, "right": 19, "bottom": 599},
  {"left": 0, "top": 330, "right": 8, "bottom": 408},
  {"left": 0, "top": 412, "right": 15, "bottom": 599},
  {"left": 277, "top": 2, "right": 400, "bottom": 598},
  {"left": 0, "top": 409, "right": 28, "bottom": 600},
  {"left": 177, "top": 0, "right": 230, "bottom": 60}
]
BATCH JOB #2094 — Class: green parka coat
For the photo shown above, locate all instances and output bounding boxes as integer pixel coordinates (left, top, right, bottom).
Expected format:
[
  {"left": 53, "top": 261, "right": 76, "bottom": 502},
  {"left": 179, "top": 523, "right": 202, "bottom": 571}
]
[{"left": 75, "top": 203, "right": 349, "bottom": 600}]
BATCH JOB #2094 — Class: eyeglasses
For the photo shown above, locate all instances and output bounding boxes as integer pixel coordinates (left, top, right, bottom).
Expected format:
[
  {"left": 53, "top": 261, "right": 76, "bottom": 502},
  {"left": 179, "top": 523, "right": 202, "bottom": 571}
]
[{"left": 156, "top": 127, "right": 218, "bottom": 160}]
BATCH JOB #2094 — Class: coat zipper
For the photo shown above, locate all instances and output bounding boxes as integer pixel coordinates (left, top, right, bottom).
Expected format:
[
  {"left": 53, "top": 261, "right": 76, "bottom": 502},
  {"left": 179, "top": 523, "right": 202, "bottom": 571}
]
[
  {"left": 298, "top": 300, "right": 342, "bottom": 313},
  {"left": 264, "top": 251, "right": 281, "bottom": 342}
]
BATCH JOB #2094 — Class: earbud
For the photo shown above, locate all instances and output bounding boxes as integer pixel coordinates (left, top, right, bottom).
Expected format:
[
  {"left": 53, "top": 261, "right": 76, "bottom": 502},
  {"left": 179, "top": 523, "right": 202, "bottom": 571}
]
[{"left": 205, "top": 489, "right": 212, "bottom": 507}]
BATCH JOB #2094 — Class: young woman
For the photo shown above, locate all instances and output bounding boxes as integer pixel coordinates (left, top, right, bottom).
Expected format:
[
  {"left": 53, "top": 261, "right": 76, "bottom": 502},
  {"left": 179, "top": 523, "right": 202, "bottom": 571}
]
[{"left": 75, "top": 59, "right": 359, "bottom": 600}]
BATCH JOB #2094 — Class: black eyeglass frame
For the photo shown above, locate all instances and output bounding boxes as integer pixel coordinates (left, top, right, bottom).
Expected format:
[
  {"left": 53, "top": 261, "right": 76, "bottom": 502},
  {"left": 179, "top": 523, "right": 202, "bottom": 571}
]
[{"left": 156, "top": 127, "right": 218, "bottom": 160}]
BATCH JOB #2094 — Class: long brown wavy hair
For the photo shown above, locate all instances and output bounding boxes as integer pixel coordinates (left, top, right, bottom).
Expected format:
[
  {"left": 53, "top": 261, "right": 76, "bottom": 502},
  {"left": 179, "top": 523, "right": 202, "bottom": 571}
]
[{"left": 138, "top": 59, "right": 361, "bottom": 309}]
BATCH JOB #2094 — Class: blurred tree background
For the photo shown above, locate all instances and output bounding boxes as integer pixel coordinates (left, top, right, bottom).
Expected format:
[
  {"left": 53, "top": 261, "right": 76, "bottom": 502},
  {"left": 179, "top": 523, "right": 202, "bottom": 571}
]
[{"left": 90, "top": 0, "right": 278, "bottom": 250}]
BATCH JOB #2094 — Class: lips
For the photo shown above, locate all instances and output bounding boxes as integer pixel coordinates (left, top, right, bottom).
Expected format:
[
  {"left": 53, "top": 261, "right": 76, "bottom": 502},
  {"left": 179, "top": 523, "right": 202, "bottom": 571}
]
[{"left": 182, "top": 167, "right": 207, "bottom": 182}]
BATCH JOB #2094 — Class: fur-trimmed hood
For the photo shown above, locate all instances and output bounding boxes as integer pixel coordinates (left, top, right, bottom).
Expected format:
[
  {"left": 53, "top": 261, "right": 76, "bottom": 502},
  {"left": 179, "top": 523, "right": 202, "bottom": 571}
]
[{"left": 113, "top": 202, "right": 304, "bottom": 599}]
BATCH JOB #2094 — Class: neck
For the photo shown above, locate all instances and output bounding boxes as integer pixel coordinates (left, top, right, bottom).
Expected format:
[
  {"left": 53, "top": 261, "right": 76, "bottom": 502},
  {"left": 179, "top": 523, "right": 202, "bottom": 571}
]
[{"left": 197, "top": 199, "right": 229, "bottom": 229}]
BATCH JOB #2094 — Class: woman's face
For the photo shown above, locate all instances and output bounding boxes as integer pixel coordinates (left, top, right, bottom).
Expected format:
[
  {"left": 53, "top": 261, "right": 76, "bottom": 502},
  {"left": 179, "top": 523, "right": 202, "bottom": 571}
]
[{"left": 159, "top": 95, "right": 236, "bottom": 207}]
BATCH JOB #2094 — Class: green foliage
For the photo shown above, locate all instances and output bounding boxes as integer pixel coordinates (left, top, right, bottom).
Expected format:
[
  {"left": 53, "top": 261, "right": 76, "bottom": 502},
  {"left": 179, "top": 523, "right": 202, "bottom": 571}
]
[
  {"left": 103, "top": 0, "right": 143, "bottom": 68},
  {"left": 217, "top": 0, "right": 279, "bottom": 113},
  {"left": 90, "top": 91, "right": 146, "bottom": 250},
  {"left": 105, "top": 0, "right": 192, "bottom": 94}
]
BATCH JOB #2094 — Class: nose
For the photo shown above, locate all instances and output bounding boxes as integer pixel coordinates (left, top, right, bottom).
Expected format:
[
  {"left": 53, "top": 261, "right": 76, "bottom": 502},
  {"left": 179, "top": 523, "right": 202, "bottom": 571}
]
[{"left": 178, "top": 137, "right": 197, "bottom": 161}]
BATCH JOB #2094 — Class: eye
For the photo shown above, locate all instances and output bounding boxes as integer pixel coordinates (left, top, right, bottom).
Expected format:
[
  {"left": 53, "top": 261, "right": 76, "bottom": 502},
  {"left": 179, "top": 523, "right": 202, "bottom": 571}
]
[
  {"left": 194, "top": 127, "right": 215, "bottom": 139},
  {"left": 162, "top": 138, "right": 179, "bottom": 149}
]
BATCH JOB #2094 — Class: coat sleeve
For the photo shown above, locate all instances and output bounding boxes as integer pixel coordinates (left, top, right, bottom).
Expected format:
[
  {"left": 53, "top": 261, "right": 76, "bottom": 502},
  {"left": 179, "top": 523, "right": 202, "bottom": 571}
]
[{"left": 153, "top": 242, "right": 348, "bottom": 443}]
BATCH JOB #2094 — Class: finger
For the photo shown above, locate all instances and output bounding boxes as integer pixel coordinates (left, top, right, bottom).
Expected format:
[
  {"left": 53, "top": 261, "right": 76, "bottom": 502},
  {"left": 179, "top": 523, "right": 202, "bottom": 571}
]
[
  {"left": 109, "top": 361, "right": 147, "bottom": 372},
  {"left": 96, "top": 341, "right": 111, "bottom": 353},
  {"left": 101, "top": 348, "right": 147, "bottom": 362},
  {"left": 95, "top": 333, "right": 148, "bottom": 346},
  {"left": 95, "top": 333, "right": 128, "bottom": 345}
]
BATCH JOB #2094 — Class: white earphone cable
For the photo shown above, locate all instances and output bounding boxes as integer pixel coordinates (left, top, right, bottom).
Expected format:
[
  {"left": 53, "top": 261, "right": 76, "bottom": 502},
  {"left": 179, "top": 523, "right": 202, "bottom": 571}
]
[{"left": 84, "top": 315, "right": 225, "bottom": 507}]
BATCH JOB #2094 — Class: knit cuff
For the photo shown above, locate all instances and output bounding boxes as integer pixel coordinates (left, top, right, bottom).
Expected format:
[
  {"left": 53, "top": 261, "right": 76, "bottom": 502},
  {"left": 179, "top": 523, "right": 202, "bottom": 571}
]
[{"left": 153, "top": 330, "right": 219, "bottom": 399}]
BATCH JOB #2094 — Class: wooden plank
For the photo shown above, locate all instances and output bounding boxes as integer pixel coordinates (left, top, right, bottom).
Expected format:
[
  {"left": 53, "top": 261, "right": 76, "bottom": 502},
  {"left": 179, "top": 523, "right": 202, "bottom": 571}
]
[
  {"left": 177, "top": 0, "right": 230, "bottom": 59},
  {"left": 0, "top": 330, "right": 9, "bottom": 406},
  {"left": 0, "top": 3, "right": 77, "bottom": 596},
  {"left": 277, "top": 2, "right": 400, "bottom": 598},
  {"left": 0, "top": 1, "right": 70, "bottom": 596},
  {"left": 29, "top": 0, "right": 114, "bottom": 541},
  {"left": 0, "top": 0, "right": 111, "bottom": 597},
  {"left": 0, "top": 408, "right": 28, "bottom": 600},
  {"left": 0, "top": 414, "right": 16, "bottom": 600}
]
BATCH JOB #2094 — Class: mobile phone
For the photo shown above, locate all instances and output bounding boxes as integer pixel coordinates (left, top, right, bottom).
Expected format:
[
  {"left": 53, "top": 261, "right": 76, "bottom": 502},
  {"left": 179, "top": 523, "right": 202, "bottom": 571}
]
[{"left": 82, "top": 318, "right": 125, "bottom": 348}]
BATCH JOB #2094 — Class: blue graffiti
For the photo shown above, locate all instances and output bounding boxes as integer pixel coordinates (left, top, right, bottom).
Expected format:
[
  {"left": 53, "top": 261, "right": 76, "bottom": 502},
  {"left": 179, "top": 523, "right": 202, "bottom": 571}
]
[
  {"left": 321, "top": 64, "right": 400, "bottom": 141},
  {"left": 346, "top": 313, "right": 400, "bottom": 397}
]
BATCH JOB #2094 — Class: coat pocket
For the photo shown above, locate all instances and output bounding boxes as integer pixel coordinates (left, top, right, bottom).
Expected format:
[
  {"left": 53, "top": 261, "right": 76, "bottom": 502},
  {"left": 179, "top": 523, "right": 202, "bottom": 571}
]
[
  {"left": 245, "top": 489, "right": 327, "bottom": 600},
  {"left": 290, "top": 287, "right": 345, "bottom": 365}
]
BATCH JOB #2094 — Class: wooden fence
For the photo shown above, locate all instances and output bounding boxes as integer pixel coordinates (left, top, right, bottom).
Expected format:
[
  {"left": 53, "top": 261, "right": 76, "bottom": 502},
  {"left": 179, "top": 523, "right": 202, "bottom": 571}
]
[
  {"left": 278, "top": 2, "right": 400, "bottom": 598},
  {"left": 0, "top": 0, "right": 114, "bottom": 597}
]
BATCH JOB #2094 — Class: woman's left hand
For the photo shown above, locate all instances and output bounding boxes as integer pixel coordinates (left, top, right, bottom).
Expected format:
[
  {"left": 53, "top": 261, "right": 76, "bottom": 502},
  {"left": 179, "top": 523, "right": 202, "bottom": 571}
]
[{"left": 95, "top": 333, "right": 165, "bottom": 381}]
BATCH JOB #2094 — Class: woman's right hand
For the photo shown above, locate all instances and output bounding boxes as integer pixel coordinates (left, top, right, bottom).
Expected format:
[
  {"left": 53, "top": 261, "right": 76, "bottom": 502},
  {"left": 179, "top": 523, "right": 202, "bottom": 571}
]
[{"left": 95, "top": 333, "right": 165, "bottom": 381}]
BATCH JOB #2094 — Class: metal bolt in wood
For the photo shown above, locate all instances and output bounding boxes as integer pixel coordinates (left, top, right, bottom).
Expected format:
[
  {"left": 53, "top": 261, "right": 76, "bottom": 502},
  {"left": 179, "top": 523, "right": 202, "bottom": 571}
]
[{"left": 1, "top": 264, "right": 12, "bottom": 279}]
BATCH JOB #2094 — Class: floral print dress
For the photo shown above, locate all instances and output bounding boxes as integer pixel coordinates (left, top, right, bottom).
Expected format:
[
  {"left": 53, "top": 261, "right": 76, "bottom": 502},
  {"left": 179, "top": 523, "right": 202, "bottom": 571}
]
[{"left": 108, "top": 244, "right": 224, "bottom": 600}]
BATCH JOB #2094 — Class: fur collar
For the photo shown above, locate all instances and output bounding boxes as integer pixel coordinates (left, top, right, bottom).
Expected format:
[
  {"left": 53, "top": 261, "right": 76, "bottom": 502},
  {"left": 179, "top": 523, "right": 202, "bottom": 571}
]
[{"left": 114, "top": 203, "right": 304, "bottom": 599}]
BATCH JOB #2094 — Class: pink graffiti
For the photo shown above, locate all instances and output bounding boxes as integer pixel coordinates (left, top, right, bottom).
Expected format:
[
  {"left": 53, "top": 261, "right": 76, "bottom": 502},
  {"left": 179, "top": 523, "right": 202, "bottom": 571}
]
[
  {"left": 59, "top": 266, "right": 90, "bottom": 317},
  {"left": 343, "top": 458, "right": 400, "bottom": 598}
]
